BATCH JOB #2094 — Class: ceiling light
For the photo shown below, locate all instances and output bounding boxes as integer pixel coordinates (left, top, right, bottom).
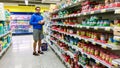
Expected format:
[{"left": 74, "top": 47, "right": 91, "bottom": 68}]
[{"left": 25, "top": 0, "right": 28, "bottom": 5}]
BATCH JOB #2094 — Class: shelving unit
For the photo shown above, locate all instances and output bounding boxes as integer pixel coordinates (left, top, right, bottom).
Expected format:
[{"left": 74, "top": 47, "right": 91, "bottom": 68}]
[
  {"left": 0, "top": 3, "right": 12, "bottom": 58},
  {"left": 50, "top": 34, "right": 114, "bottom": 68},
  {"left": 46, "top": 38, "right": 71, "bottom": 68},
  {"left": 52, "top": 8, "right": 120, "bottom": 20},
  {"left": 10, "top": 12, "right": 33, "bottom": 35},
  {"left": 51, "top": 29, "right": 120, "bottom": 50},
  {"left": 48, "top": 0, "right": 120, "bottom": 68},
  {"left": 0, "top": 42, "right": 12, "bottom": 57}
]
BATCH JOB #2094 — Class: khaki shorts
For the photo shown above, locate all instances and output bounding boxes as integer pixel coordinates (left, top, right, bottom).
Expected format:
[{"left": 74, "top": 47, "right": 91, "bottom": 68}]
[{"left": 33, "top": 29, "right": 43, "bottom": 41}]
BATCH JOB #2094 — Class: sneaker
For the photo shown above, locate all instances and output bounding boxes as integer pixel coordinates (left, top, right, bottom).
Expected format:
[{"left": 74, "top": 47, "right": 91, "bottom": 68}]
[
  {"left": 33, "top": 52, "right": 39, "bottom": 56},
  {"left": 38, "top": 51, "right": 44, "bottom": 54}
]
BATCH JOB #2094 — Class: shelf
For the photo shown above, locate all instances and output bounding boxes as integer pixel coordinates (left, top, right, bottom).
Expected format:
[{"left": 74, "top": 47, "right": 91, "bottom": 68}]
[
  {"left": 52, "top": 8, "right": 119, "bottom": 20},
  {"left": 50, "top": 35, "right": 115, "bottom": 68},
  {"left": 12, "top": 32, "right": 32, "bottom": 35},
  {"left": 46, "top": 39, "right": 71, "bottom": 68},
  {"left": 51, "top": 29, "right": 120, "bottom": 50},
  {"left": 51, "top": 0, "right": 83, "bottom": 14},
  {"left": 0, "top": 42, "right": 12, "bottom": 57},
  {"left": 84, "top": 52, "right": 113, "bottom": 68},
  {"left": 65, "top": 51, "right": 74, "bottom": 58},
  {"left": 50, "top": 38, "right": 75, "bottom": 58},
  {"left": 52, "top": 24, "right": 113, "bottom": 31},
  {"left": 11, "top": 24, "right": 29, "bottom": 26},
  {"left": 11, "top": 19, "right": 30, "bottom": 21},
  {"left": 78, "top": 62, "right": 85, "bottom": 68},
  {"left": 0, "top": 31, "right": 12, "bottom": 38},
  {"left": 112, "top": 59, "right": 120, "bottom": 66}
]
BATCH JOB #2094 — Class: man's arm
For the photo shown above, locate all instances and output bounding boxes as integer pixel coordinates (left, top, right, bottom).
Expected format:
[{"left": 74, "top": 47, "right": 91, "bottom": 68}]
[
  {"left": 30, "top": 15, "right": 39, "bottom": 25},
  {"left": 30, "top": 14, "right": 45, "bottom": 25}
]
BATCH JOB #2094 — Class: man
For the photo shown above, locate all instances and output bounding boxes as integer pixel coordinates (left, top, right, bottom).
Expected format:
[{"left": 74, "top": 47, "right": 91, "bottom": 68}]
[{"left": 30, "top": 7, "right": 44, "bottom": 56}]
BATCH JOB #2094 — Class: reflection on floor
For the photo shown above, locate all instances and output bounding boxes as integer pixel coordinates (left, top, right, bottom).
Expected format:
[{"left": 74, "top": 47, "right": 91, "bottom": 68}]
[{"left": 0, "top": 35, "right": 66, "bottom": 68}]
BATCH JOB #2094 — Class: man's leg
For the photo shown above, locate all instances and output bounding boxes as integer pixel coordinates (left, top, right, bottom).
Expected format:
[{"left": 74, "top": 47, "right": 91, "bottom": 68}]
[
  {"left": 38, "top": 30, "right": 44, "bottom": 54},
  {"left": 33, "top": 40, "right": 39, "bottom": 55},
  {"left": 33, "top": 40, "right": 37, "bottom": 53},
  {"left": 33, "top": 29, "right": 39, "bottom": 56},
  {"left": 38, "top": 39, "right": 41, "bottom": 51},
  {"left": 38, "top": 39, "right": 43, "bottom": 54}
]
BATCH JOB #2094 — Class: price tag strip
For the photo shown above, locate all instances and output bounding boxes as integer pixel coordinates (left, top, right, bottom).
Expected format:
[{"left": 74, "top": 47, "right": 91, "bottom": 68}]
[
  {"left": 115, "top": 9, "right": 120, "bottom": 14},
  {"left": 101, "top": 9, "right": 106, "bottom": 13},
  {"left": 112, "top": 59, "right": 120, "bottom": 66},
  {"left": 105, "top": 27, "right": 111, "bottom": 31}
]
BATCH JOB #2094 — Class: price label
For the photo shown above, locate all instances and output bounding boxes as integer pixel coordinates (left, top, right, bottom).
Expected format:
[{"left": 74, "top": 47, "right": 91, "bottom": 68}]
[
  {"left": 102, "top": 45, "right": 107, "bottom": 49},
  {"left": 114, "top": 36, "right": 120, "bottom": 41},
  {"left": 101, "top": 9, "right": 106, "bottom": 13},
  {"left": 85, "top": 39, "right": 88, "bottom": 42},
  {"left": 114, "top": 64, "right": 119, "bottom": 67},
  {"left": 91, "top": 11, "right": 94, "bottom": 14},
  {"left": 115, "top": 9, "right": 120, "bottom": 14},
  {"left": 96, "top": 60, "right": 100, "bottom": 64},
  {"left": 75, "top": 0, "right": 77, "bottom": 3},
  {"left": 78, "top": 0, "right": 81, "bottom": 2},
  {"left": 94, "top": 27, "right": 98, "bottom": 30},
  {"left": 76, "top": 25, "right": 79, "bottom": 28},
  {"left": 86, "top": 26, "right": 90, "bottom": 29},
  {"left": 80, "top": 26, "right": 83, "bottom": 28},
  {"left": 72, "top": 25, "right": 74, "bottom": 27},
  {"left": 105, "top": 27, "right": 111, "bottom": 31},
  {"left": 87, "top": 55, "right": 91, "bottom": 58},
  {"left": 92, "top": 42, "right": 96, "bottom": 45},
  {"left": 75, "top": 14, "right": 77, "bottom": 16},
  {"left": 79, "top": 37, "right": 81, "bottom": 40},
  {"left": 83, "top": 12, "right": 87, "bottom": 15},
  {"left": 77, "top": 13, "right": 80, "bottom": 16}
]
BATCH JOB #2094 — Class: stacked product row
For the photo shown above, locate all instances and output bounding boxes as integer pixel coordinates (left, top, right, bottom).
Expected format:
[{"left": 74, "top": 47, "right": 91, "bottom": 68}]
[
  {"left": 51, "top": 25, "right": 119, "bottom": 46},
  {"left": 0, "top": 3, "right": 12, "bottom": 57},
  {"left": 0, "top": 34, "right": 11, "bottom": 52},
  {"left": 10, "top": 14, "right": 32, "bottom": 34},
  {"left": 50, "top": 32, "right": 119, "bottom": 68},
  {"left": 50, "top": 0, "right": 120, "bottom": 68},
  {"left": 52, "top": 0, "right": 120, "bottom": 18},
  {"left": 52, "top": 31, "right": 120, "bottom": 65},
  {"left": 52, "top": 16, "right": 119, "bottom": 27}
]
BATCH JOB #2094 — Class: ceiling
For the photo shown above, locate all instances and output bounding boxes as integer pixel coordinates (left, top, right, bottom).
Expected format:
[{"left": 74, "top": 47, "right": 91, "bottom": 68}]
[{"left": 0, "top": 0, "right": 61, "bottom": 5}]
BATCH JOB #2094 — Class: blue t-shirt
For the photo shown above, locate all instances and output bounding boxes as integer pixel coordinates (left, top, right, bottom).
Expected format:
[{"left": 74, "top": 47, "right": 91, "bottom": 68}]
[{"left": 30, "top": 13, "right": 43, "bottom": 30}]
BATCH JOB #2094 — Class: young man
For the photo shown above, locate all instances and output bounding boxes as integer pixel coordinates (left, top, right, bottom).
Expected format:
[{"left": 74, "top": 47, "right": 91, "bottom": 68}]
[{"left": 30, "top": 7, "right": 44, "bottom": 56}]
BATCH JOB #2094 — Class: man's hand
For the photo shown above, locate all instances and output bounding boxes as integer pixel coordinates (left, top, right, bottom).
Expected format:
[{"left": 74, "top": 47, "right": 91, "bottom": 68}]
[{"left": 38, "top": 20, "right": 45, "bottom": 24}]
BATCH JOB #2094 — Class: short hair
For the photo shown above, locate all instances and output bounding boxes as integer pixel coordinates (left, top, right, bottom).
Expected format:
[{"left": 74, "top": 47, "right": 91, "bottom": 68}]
[{"left": 35, "top": 7, "right": 40, "bottom": 10}]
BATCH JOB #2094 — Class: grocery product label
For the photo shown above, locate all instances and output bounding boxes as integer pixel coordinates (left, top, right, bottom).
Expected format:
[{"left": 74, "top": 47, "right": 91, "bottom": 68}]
[
  {"left": 115, "top": 9, "right": 120, "bottom": 14},
  {"left": 95, "top": 60, "right": 100, "bottom": 64},
  {"left": 83, "top": 13, "right": 87, "bottom": 15},
  {"left": 114, "top": 27, "right": 120, "bottom": 36},
  {"left": 112, "top": 59, "right": 120, "bottom": 66},
  {"left": 91, "top": 11, "right": 94, "bottom": 14},
  {"left": 92, "top": 42, "right": 96, "bottom": 45},
  {"left": 94, "top": 27, "right": 98, "bottom": 30},
  {"left": 86, "top": 26, "right": 90, "bottom": 29},
  {"left": 101, "top": 9, "right": 106, "bottom": 13},
  {"left": 102, "top": 45, "right": 107, "bottom": 49},
  {"left": 105, "top": 27, "right": 111, "bottom": 31}
]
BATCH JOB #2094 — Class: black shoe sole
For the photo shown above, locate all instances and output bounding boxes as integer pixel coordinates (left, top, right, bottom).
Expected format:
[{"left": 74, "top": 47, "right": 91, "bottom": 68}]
[{"left": 33, "top": 53, "right": 39, "bottom": 56}]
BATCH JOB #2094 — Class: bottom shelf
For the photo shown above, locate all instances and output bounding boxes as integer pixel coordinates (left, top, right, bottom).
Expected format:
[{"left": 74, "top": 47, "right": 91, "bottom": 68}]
[
  {"left": 12, "top": 32, "right": 33, "bottom": 35},
  {"left": 46, "top": 39, "right": 71, "bottom": 68},
  {"left": 0, "top": 42, "right": 12, "bottom": 57}
]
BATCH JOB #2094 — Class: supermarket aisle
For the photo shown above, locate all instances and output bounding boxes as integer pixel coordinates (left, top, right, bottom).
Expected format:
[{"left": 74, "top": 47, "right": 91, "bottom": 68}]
[{"left": 0, "top": 35, "right": 66, "bottom": 68}]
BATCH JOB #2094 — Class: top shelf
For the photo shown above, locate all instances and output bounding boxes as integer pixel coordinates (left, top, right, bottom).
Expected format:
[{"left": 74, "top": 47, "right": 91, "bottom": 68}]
[
  {"left": 52, "top": 8, "right": 120, "bottom": 20},
  {"left": 51, "top": 0, "right": 84, "bottom": 14}
]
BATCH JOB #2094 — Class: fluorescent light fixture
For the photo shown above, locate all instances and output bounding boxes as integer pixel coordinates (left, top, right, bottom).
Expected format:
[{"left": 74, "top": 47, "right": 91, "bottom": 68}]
[{"left": 25, "top": 0, "right": 28, "bottom": 5}]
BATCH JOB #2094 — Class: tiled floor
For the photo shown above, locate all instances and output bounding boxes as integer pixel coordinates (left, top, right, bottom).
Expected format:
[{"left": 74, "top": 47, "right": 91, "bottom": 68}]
[{"left": 0, "top": 35, "right": 66, "bottom": 68}]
